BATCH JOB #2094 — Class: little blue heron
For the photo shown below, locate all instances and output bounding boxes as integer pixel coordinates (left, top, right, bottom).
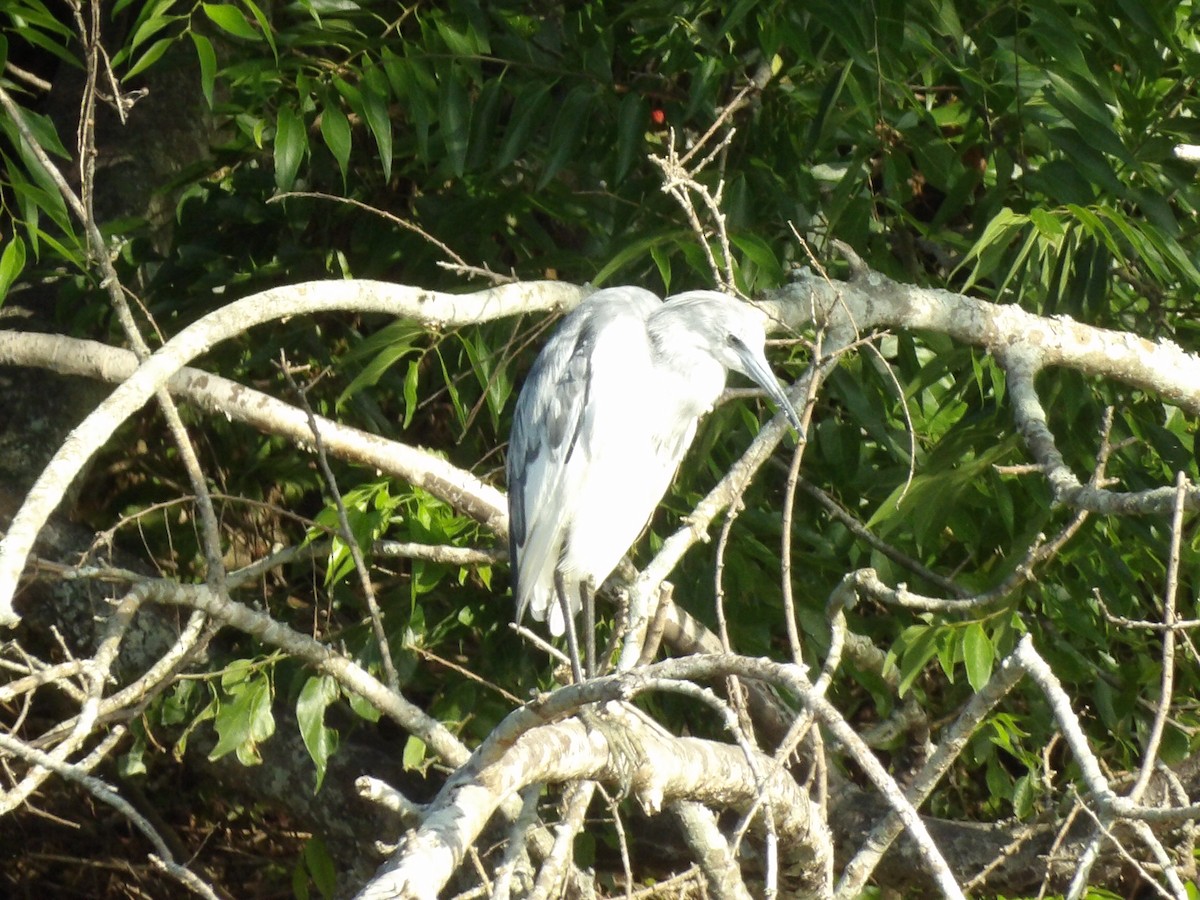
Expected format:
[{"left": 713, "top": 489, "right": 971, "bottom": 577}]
[{"left": 507, "top": 286, "right": 801, "bottom": 681}]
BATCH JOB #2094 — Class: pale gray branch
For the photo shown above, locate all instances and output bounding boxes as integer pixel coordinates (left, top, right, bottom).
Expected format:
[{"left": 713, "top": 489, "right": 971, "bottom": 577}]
[{"left": 0, "top": 279, "right": 586, "bottom": 625}]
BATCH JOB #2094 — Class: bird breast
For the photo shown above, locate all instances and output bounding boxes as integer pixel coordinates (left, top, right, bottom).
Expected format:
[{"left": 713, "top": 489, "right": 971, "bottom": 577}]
[{"left": 556, "top": 344, "right": 727, "bottom": 584}]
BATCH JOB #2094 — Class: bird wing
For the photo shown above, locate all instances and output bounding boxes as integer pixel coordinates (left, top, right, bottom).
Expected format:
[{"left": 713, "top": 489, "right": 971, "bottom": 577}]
[
  {"left": 508, "top": 315, "right": 589, "bottom": 621},
  {"left": 507, "top": 288, "right": 660, "bottom": 628}
]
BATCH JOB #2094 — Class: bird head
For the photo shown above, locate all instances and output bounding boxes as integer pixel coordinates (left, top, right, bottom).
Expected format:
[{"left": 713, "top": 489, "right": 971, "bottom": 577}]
[{"left": 658, "top": 291, "right": 803, "bottom": 434}]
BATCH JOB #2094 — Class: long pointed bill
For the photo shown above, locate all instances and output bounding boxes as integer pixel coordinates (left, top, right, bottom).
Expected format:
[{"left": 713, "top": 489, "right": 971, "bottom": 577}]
[{"left": 735, "top": 346, "right": 804, "bottom": 437}]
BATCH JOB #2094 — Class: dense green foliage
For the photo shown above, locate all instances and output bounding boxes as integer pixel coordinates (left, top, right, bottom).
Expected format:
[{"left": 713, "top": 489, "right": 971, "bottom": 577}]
[{"left": 4, "top": 0, "right": 1200, "bottom": 894}]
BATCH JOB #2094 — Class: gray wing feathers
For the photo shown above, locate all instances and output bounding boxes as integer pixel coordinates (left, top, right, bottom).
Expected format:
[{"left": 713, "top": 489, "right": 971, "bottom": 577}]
[
  {"left": 508, "top": 318, "right": 588, "bottom": 621},
  {"left": 507, "top": 288, "right": 661, "bottom": 623}
]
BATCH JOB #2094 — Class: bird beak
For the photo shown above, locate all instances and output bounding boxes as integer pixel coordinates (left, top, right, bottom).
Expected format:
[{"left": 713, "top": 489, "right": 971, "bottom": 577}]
[{"left": 735, "top": 346, "right": 804, "bottom": 437}]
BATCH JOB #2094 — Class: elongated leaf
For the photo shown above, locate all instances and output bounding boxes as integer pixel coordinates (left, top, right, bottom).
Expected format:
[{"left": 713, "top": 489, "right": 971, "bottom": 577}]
[
  {"left": 650, "top": 243, "right": 672, "bottom": 294},
  {"left": 0, "top": 236, "right": 27, "bottom": 305},
  {"left": 896, "top": 625, "right": 940, "bottom": 698},
  {"left": 302, "top": 838, "right": 337, "bottom": 898},
  {"left": 2, "top": 134, "right": 71, "bottom": 226},
  {"left": 13, "top": 24, "right": 81, "bottom": 68},
  {"left": 438, "top": 63, "right": 471, "bottom": 177},
  {"left": 361, "top": 65, "right": 393, "bottom": 180},
  {"left": 0, "top": 105, "right": 69, "bottom": 159},
  {"left": 402, "top": 359, "right": 420, "bottom": 428},
  {"left": 239, "top": 0, "right": 277, "bottom": 59},
  {"left": 538, "top": 83, "right": 593, "bottom": 188},
  {"left": 202, "top": 2, "right": 259, "bottom": 40},
  {"left": 296, "top": 675, "right": 340, "bottom": 792},
  {"left": 320, "top": 99, "right": 351, "bottom": 184},
  {"left": 435, "top": 18, "right": 486, "bottom": 56},
  {"left": 613, "top": 91, "right": 645, "bottom": 184},
  {"left": 127, "top": 8, "right": 177, "bottom": 53},
  {"left": 189, "top": 32, "right": 217, "bottom": 107},
  {"left": 274, "top": 105, "right": 306, "bottom": 192},
  {"left": 731, "top": 233, "right": 786, "bottom": 289},
  {"left": 494, "top": 82, "right": 552, "bottom": 170},
  {"left": 593, "top": 229, "right": 691, "bottom": 286},
  {"left": 125, "top": 36, "right": 174, "bottom": 79},
  {"left": 956, "top": 207, "right": 1029, "bottom": 292},
  {"left": 466, "top": 78, "right": 504, "bottom": 173},
  {"left": 963, "top": 622, "right": 994, "bottom": 692}
]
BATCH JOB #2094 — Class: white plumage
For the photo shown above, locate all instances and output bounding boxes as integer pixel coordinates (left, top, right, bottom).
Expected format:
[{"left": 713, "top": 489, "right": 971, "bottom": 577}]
[{"left": 507, "top": 286, "right": 800, "bottom": 672}]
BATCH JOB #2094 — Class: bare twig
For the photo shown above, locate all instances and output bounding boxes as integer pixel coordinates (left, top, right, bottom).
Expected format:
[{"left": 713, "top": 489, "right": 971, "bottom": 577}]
[
  {"left": 0, "top": 731, "right": 220, "bottom": 900},
  {"left": 278, "top": 353, "right": 401, "bottom": 693},
  {"left": 270, "top": 191, "right": 516, "bottom": 285}
]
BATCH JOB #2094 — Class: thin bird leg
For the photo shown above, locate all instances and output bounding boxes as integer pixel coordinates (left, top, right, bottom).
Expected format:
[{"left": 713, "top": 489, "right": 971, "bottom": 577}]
[
  {"left": 581, "top": 578, "right": 596, "bottom": 679},
  {"left": 553, "top": 570, "right": 585, "bottom": 684}
]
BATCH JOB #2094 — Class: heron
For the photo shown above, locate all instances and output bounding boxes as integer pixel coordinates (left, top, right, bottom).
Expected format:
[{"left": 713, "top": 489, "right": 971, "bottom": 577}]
[{"left": 507, "top": 286, "right": 802, "bottom": 682}]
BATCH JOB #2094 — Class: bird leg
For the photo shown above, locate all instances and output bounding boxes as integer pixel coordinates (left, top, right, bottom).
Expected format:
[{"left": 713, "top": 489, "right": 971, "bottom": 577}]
[
  {"left": 553, "top": 570, "right": 585, "bottom": 684},
  {"left": 581, "top": 578, "right": 596, "bottom": 679}
]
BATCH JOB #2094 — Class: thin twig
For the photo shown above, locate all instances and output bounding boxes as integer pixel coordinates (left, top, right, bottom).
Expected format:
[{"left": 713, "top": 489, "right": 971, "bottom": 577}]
[{"left": 278, "top": 352, "right": 401, "bottom": 694}]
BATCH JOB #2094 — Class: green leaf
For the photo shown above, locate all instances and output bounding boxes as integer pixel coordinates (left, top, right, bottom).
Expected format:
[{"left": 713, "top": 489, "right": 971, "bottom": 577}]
[
  {"left": 593, "top": 229, "right": 691, "bottom": 286},
  {"left": 956, "top": 207, "right": 1029, "bottom": 292},
  {"left": 0, "top": 236, "right": 27, "bottom": 305},
  {"left": 896, "top": 625, "right": 940, "bottom": 698},
  {"left": 1012, "top": 773, "right": 1036, "bottom": 819},
  {"left": 539, "top": 83, "right": 593, "bottom": 188},
  {"left": 338, "top": 320, "right": 425, "bottom": 405},
  {"left": 435, "top": 348, "right": 467, "bottom": 431},
  {"left": 302, "top": 837, "right": 337, "bottom": 899},
  {"left": 189, "top": 32, "right": 217, "bottom": 107},
  {"left": 274, "top": 105, "right": 306, "bottom": 192},
  {"left": 402, "top": 734, "right": 427, "bottom": 771},
  {"left": 202, "top": 3, "right": 260, "bottom": 40},
  {"left": 494, "top": 82, "right": 552, "bottom": 170},
  {"left": 125, "top": 36, "right": 174, "bottom": 79},
  {"left": 963, "top": 622, "right": 994, "bottom": 691},
  {"left": 614, "top": 91, "right": 645, "bottom": 183},
  {"left": 348, "top": 690, "right": 381, "bottom": 723},
  {"left": 438, "top": 63, "right": 471, "bottom": 177},
  {"left": 466, "top": 78, "right": 504, "bottom": 172},
  {"left": 209, "top": 672, "right": 276, "bottom": 765},
  {"left": 1028, "top": 207, "right": 1065, "bottom": 240},
  {"left": 296, "top": 675, "right": 340, "bottom": 792},
  {"left": 459, "top": 329, "right": 511, "bottom": 431},
  {"left": 402, "top": 359, "right": 420, "bottom": 428},
  {"left": 318, "top": 494, "right": 388, "bottom": 586},
  {"left": 119, "top": 731, "right": 148, "bottom": 777},
  {"left": 319, "top": 99, "right": 352, "bottom": 185},
  {"left": 1, "top": 105, "right": 70, "bottom": 159},
  {"left": 361, "top": 65, "right": 393, "bottom": 181},
  {"left": 239, "top": 0, "right": 277, "bottom": 60},
  {"left": 650, "top": 243, "right": 672, "bottom": 294},
  {"left": 435, "top": 18, "right": 487, "bottom": 56},
  {"left": 731, "top": 233, "right": 786, "bottom": 290},
  {"left": 387, "top": 53, "right": 435, "bottom": 160},
  {"left": 127, "top": 8, "right": 178, "bottom": 53},
  {"left": 1, "top": 138, "right": 71, "bottom": 229}
]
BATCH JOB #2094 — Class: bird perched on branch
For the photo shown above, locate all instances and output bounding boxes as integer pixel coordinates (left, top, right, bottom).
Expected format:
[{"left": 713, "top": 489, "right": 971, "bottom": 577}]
[{"left": 507, "top": 286, "right": 801, "bottom": 681}]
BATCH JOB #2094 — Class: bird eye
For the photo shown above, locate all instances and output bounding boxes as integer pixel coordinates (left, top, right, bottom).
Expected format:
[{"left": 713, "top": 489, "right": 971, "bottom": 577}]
[{"left": 726, "top": 333, "right": 744, "bottom": 348}]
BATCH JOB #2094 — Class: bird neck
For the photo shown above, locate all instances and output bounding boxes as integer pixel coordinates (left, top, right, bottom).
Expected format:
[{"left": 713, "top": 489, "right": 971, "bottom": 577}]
[{"left": 647, "top": 326, "right": 729, "bottom": 416}]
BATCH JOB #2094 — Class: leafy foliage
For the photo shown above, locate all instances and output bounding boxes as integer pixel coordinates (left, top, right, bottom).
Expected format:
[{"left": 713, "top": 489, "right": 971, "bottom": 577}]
[{"left": 4, "top": 0, "right": 1200, "bottom": 895}]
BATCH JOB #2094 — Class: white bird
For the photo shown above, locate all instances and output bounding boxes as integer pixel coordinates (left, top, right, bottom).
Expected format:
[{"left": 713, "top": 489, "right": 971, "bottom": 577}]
[{"left": 506, "top": 286, "right": 801, "bottom": 680}]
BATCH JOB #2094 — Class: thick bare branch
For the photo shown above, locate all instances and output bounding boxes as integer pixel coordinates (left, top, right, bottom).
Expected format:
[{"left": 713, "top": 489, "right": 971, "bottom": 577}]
[
  {"left": 359, "top": 703, "right": 826, "bottom": 899},
  {"left": 0, "top": 330, "right": 507, "bottom": 531},
  {"left": 768, "top": 269, "right": 1200, "bottom": 418},
  {"left": 0, "top": 279, "right": 587, "bottom": 625}
]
